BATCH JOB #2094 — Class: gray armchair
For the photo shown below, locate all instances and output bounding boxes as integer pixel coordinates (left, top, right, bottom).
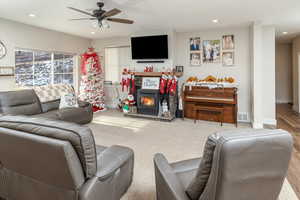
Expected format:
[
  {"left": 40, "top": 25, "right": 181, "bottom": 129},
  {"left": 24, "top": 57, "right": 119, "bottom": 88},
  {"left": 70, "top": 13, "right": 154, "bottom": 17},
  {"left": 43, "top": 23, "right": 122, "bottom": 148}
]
[
  {"left": 154, "top": 129, "right": 293, "bottom": 200},
  {"left": 0, "top": 115, "right": 134, "bottom": 200}
]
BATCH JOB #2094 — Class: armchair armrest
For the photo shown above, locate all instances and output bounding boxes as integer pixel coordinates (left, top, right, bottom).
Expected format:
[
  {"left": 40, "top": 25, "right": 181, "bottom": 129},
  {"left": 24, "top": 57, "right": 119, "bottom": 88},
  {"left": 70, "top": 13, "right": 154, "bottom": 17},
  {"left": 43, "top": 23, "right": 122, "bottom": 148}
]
[
  {"left": 154, "top": 153, "right": 191, "bottom": 200},
  {"left": 96, "top": 145, "right": 134, "bottom": 181}
]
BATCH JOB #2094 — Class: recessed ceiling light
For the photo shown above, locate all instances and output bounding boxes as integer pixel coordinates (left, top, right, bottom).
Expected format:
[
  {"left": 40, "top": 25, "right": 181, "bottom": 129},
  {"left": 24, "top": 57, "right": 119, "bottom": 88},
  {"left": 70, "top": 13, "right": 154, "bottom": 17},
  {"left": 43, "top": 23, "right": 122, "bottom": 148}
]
[
  {"left": 91, "top": 31, "right": 95, "bottom": 35},
  {"left": 283, "top": 32, "right": 288, "bottom": 35},
  {"left": 28, "top": 14, "right": 36, "bottom": 18},
  {"left": 212, "top": 19, "right": 219, "bottom": 23}
]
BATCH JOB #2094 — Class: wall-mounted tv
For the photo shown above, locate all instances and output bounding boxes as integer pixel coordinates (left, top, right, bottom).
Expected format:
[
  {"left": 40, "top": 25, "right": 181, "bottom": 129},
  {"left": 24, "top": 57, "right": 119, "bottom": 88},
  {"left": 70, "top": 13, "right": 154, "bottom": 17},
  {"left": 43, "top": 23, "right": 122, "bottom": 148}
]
[{"left": 131, "top": 35, "right": 168, "bottom": 60}]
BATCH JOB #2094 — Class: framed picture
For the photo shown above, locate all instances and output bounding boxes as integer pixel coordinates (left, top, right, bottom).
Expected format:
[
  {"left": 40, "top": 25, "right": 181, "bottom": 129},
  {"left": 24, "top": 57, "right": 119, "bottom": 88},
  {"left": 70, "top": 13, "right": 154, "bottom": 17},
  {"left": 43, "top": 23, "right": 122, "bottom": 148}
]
[
  {"left": 175, "top": 66, "right": 184, "bottom": 72},
  {"left": 222, "top": 52, "right": 234, "bottom": 66},
  {"left": 0, "top": 66, "right": 14, "bottom": 76},
  {"left": 190, "top": 52, "right": 201, "bottom": 66},
  {"left": 190, "top": 37, "right": 201, "bottom": 51},
  {"left": 222, "top": 35, "right": 234, "bottom": 50},
  {"left": 142, "top": 77, "right": 160, "bottom": 90},
  {"left": 202, "top": 40, "right": 221, "bottom": 63}
]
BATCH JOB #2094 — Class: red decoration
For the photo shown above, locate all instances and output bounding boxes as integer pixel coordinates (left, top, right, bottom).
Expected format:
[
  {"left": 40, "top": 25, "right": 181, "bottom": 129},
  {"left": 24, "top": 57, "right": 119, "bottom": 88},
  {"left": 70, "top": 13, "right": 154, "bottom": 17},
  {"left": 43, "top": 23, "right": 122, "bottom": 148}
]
[{"left": 160, "top": 73, "right": 168, "bottom": 94}]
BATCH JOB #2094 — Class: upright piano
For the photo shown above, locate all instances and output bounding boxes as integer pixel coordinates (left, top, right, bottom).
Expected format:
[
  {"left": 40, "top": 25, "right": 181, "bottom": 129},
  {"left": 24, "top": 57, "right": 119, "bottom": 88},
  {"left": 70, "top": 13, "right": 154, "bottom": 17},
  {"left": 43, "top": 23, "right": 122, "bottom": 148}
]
[{"left": 183, "top": 86, "right": 238, "bottom": 126}]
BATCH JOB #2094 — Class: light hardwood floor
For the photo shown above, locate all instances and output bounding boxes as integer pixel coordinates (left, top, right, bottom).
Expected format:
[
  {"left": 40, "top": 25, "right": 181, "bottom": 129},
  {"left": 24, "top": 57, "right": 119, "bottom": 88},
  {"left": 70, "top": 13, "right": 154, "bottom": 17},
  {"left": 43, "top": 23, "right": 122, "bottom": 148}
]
[{"left": 277, "top": 104, "right": 300, "bottom": 199}]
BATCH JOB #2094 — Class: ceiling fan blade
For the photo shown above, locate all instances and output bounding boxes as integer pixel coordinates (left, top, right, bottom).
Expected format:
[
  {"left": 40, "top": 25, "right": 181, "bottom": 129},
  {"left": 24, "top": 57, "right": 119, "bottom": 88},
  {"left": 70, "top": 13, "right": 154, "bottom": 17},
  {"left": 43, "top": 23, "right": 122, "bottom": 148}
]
[
  {"left": 69, "top": 18, "right": 97, "bottom": 21},
  {"left": 103, "top": 8, "right": 121, "bottom": 17},
  {"left": 107, "top": 18, "right": 134, "bottom": 24},
  {"left": 67, "top": 7, "right": 94, "bottom": 16}
]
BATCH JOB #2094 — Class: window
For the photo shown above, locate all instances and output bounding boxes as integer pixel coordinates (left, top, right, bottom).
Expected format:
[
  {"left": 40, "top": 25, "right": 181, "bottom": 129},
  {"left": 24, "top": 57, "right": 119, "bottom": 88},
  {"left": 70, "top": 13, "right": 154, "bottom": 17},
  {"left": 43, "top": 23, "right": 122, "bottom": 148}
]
[
  {"left": 15, "top": 49, "right": 74, "bottom": 86},
  {"left": 104, "top": 47, "right": 131, "bottom": 83}
]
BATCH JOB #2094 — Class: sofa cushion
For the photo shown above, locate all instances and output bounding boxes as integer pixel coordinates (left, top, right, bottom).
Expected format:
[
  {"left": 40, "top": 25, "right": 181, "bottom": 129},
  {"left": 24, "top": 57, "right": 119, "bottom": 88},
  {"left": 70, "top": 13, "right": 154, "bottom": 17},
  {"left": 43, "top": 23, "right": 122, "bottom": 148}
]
[
  {"left": 57, "top": 106, "right": 93, "bottom": 124},
  {"left": 59, "top": 93, "right": 79, "bottom": 109},
  {"left": 41, "top": 99, "right": 60, "bottom": 112},
  {"left": 0, "top": 89, "right": 42, "bottom": 115},
  {"left": 185, "top": 135, "right": 217, "bottom": 200},
  {"left": 33, "top": 110, "right": 60, "bottom": 120},
  {"left": 33, "top": 84, "right": 74, "bottom": 103},
  {"left": 0, "top": 115, "right": 97, "bottom": 179}
]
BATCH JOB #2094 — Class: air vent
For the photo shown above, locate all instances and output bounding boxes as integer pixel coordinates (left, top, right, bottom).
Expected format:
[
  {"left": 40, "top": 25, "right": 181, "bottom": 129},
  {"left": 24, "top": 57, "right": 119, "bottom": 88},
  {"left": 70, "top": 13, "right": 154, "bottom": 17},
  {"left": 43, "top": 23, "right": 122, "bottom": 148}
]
[{"left": 238, "top": 112, "right": 249, "bottom": 122}]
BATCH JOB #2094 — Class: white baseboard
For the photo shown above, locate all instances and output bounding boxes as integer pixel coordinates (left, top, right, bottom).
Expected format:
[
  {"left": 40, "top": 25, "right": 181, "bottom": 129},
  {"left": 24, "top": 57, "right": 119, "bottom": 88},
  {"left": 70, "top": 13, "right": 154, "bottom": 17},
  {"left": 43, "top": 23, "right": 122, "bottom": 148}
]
[
  {"left": 276, "top": 100, "right": 292, "bottom": 104},
  {"left": 293, "top": 105, "right": 299, "bottom": 113},
  {"left": 252, "top": 119, "right": 277, "bottom": 129},
  {"left": 252, "top": 121, "right": 264, "bottom": 129},
  {"left": 263, "top": 118, "right": 277, "bottom": 126}
]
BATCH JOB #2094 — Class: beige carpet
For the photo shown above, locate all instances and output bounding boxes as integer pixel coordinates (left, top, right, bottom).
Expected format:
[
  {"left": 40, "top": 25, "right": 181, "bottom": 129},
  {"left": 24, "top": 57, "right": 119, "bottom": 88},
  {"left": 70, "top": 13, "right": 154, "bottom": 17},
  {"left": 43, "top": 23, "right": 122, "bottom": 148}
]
[{"left": 89, "top": 110, "right": 298, "bottom": 200}]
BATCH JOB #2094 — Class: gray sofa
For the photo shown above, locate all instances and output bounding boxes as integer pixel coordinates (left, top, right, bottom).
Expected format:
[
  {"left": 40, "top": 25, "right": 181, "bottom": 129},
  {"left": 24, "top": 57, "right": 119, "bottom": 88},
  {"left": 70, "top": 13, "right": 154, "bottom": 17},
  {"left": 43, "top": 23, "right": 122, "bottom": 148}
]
[
  {"left": 154, "top": 129, "right": 293, "bottom": 200},
  {"left": 0, "top": 115, "right": 134, "bottom": 200},
  {"left": 0, "top": 89, "right": 93, "bottom": 124}
]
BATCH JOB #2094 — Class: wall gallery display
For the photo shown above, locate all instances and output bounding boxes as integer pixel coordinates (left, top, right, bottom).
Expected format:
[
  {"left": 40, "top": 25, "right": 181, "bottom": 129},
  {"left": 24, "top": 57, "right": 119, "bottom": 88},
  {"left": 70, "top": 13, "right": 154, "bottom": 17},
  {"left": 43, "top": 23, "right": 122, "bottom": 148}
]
[
  {"left": 222, "top": 52, "right": 234, "bottom": 66},
  {"left": 190, "top": 37, "right": 201, "bottom": 66},
  {"left": 222, "top": 35, "right": 234, "bottom": 50},
  {"left": 202, "top": 40, "right": 221, "bottom": 63},
  {"left": 190, "top": 52, "right": 201, "bottom": 66}
]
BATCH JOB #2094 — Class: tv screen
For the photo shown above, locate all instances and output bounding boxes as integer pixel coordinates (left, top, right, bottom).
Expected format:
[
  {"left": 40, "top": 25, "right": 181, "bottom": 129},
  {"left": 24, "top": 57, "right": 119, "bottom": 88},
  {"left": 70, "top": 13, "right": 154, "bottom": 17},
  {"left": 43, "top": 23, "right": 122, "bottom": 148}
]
[{"left": 131, "top": 35, "right": 168, "bottom": 60}]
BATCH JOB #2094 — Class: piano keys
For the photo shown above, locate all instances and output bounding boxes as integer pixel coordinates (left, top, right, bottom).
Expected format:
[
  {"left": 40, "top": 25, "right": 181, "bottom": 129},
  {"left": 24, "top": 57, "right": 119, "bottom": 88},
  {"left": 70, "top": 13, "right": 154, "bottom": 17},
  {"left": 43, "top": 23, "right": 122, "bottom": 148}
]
[{"left": 183, "top": 86, "right": 238, "bottom": 126}]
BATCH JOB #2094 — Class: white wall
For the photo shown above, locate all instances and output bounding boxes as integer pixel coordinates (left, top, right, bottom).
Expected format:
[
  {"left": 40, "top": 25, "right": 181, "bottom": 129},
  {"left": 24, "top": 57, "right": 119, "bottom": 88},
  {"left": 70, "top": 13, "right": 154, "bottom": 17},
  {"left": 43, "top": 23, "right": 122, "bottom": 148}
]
[
  {"left": 250, "top": 23, "right": 276, "bottom": 128},
  {"left": 275, "top": 43, "right": 293, "bottom": 103},
  {"left": 175, "top": 27, "right": 251, "bottom": 120},
  {"left": 292, "top": 36, "right": 300, "bottom": 112},
  {"left": 0, "top": 18, "right": 92, "bottom": 91},
  {"left": 261, "top": 26, "right": 276, "bottom": 125}
]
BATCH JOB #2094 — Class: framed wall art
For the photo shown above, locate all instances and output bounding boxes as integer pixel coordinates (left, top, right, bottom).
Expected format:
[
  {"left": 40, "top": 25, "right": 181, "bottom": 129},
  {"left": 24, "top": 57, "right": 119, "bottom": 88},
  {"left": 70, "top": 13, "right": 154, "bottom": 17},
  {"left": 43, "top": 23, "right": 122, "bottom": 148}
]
[
  {"left": 190, "top": 37, "right": 201, "bottom": 51},
  {"left": 222, "top": 35, "right": 234, "bottom": 50},
  {"left": 202, "top": 40, "right": 221, "bottom": 63},
  {"left": 190, "top": 52, "right": 201, "bottom": 66},
  {"left": 222, "top": 52, "right": 234, "bottom": 66}
]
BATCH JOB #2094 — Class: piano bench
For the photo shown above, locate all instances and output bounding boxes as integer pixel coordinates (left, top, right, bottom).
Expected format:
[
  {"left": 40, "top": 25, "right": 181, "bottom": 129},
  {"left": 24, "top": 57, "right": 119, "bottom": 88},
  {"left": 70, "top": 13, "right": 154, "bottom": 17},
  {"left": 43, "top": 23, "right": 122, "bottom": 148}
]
[{"left": 193, "top": 105, "right": 224, "bottom": 126}]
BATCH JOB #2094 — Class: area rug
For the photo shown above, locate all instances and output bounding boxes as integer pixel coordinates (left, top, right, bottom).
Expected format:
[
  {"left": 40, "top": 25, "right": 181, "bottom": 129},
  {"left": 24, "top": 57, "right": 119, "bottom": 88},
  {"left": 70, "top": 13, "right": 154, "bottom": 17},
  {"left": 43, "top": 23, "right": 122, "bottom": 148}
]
[{"left": 89, "top": 110, "right": 298, "bottom": 200}]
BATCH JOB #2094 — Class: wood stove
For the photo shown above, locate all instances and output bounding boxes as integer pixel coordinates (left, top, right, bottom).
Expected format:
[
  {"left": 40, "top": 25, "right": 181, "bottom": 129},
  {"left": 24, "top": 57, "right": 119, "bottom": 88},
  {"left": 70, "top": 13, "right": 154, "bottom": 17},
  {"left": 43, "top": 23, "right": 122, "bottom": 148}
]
[{"left": 137, "top": 89, "right": 160, "bottom": 116}]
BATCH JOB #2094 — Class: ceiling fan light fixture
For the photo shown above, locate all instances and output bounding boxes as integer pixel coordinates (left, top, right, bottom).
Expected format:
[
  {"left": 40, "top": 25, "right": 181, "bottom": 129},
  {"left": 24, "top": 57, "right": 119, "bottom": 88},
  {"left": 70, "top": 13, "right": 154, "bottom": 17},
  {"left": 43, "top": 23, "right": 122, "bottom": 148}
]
[
  {"left": 67, "top": 2, "right": 134, "bottom": 28},
  {"left": 102, "top": 19, "right": 110, "bottom": 29}
]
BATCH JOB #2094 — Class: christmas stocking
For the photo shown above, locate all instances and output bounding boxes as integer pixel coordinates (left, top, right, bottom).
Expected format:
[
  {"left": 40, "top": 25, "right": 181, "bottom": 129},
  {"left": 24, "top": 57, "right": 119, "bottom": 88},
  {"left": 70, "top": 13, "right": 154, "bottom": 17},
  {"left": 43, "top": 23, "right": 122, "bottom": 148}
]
[
  {"left": 160, "top": 74, "right": 168, "bottom": 94},
  {"left": 126, "top": 73, "right": 131, "bottom": 92},
  {"left": 121, "top": 73, "right": 127, "bottom": 92},
  {"left": 166, "top": 74, "right": 173, "bottom": 93},
  {"left": 169, "top": 76, "right": 178, "bottom": 95},
  {"left": 130, "top": 74, "right": 135, "bottom": 94}
]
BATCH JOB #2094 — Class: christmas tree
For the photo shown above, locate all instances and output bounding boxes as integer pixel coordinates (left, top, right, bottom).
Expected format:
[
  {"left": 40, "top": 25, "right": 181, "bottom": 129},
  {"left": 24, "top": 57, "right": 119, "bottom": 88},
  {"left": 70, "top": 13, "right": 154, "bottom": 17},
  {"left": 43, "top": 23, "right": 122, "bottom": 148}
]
[{"left": 79, "top": 48, "right": 105, "bottom": 112}]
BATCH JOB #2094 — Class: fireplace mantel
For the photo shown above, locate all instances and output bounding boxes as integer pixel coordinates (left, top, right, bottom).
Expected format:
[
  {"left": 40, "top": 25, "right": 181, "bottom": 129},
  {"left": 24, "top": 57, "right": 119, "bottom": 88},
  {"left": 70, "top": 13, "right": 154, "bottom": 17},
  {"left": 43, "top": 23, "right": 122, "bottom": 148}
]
[{"left": 134, "top": 72, "right": 183, "bottom": 77}]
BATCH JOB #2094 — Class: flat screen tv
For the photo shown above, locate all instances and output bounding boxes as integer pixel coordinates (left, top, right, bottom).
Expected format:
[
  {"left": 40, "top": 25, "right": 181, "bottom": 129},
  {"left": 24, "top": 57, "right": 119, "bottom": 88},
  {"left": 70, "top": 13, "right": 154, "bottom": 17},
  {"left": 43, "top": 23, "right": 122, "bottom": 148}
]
[{"left": 131, "top": 35, "right": 168, "bottom": 60}]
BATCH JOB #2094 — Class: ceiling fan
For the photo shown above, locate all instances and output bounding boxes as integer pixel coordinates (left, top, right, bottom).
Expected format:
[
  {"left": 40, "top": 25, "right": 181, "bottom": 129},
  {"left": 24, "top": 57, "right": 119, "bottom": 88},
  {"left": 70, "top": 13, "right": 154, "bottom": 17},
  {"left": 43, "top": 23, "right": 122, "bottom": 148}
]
[{"left": 68, "top": 2, "right": 134, "bottom": 28}]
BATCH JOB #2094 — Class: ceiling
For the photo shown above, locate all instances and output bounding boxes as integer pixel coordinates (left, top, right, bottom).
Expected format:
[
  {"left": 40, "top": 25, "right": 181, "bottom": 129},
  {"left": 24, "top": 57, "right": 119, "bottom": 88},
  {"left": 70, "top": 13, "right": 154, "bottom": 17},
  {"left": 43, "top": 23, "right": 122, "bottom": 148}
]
[{"left": 0, "top": 0, "right": 300, "bottom": 41}]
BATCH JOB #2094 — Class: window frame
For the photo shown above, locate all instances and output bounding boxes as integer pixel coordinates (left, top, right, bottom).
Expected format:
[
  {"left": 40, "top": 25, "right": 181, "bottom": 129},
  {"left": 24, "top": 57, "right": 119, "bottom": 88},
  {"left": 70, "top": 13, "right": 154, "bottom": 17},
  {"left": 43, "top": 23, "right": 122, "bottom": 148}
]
[
  {"left": 15, "top": 48, "right": 76, "bottom": 87},
  {"left": 104, "top": 46, "right": 131, "bottom": 84}
]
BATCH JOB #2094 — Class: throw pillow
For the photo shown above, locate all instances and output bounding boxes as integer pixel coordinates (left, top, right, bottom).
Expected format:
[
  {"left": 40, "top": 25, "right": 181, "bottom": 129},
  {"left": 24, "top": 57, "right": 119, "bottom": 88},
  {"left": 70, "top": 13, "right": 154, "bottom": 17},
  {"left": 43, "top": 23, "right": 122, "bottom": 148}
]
[
  {"left": 185, "top": 135, "right": 217, "bottom": 200},
  {"left": 59, "top": 93, "right": 79, "bottom": 109}
]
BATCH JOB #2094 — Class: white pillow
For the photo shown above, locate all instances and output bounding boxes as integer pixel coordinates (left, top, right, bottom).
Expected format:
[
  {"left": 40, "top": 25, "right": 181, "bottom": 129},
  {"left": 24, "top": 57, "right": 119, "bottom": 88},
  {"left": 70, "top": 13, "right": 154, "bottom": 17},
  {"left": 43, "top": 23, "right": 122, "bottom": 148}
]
[{"left": 59, "top": 93, "right": 79, "bottom": 109}]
